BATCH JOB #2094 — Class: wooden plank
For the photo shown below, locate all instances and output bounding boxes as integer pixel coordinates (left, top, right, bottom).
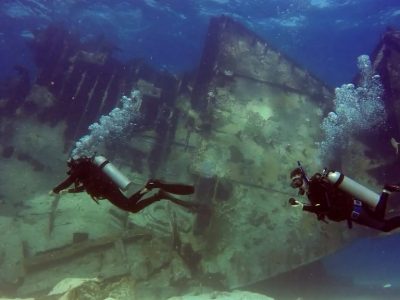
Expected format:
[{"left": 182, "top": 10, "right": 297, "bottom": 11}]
[{"left": 24, "top": 229, "right": 151, "bottom": 272}]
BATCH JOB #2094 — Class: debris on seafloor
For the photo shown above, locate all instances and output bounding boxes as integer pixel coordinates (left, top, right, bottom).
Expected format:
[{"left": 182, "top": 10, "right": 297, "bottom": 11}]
[{"left": 167, "top": 290, "right": 274, "bottom": 300}]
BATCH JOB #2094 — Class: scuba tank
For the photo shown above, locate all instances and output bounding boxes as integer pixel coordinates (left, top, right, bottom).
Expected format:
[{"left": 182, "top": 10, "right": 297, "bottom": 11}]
[
  {"left": 93, "top": 156, "right": 133, "bottom": 191},
  {"left": 326, "top": 171, "right": 380, "bottom": 208}
]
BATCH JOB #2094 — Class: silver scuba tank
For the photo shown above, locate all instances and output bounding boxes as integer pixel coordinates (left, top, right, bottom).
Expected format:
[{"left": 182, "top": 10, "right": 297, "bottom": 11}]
[
  {"left": 93, "top": 156, "right": 133, "bottom": 191},
  {"left": 326, "top": 171, "right": 380, "bottom": 208}
]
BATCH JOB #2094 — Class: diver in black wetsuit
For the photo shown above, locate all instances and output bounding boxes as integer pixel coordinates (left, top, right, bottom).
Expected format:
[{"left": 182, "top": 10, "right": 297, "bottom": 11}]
[
  {"left": 289, "top": 163, "right": 400, "bottom": 232},
  {"left": 51, "top": 156, "right": 198, "bottom": 213}
]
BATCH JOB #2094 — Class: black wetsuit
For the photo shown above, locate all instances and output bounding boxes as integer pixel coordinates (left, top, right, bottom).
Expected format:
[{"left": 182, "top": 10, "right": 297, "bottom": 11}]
[
  {"left": 303, "top": 173, "right": 400, "bottom": 232},
  {"left": 53, "top": 157, "right": 196, "bottom": 213}
]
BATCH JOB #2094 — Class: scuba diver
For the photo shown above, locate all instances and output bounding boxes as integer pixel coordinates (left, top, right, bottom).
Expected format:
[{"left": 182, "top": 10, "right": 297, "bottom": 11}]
[
  {"left": 51, "top": 155, "right": 198, "bottom": 213},
  {"left": 289, "top": 161, "right": 400, "bottom": 232}
]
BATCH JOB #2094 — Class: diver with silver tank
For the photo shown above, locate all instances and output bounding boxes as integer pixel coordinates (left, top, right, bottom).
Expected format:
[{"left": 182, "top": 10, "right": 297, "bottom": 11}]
[
  {"left": 289, "top": 161, "right": 400, "bottom": 232},
  {"left": 51, "top": 155, "right": 200, "bottom": 213}
]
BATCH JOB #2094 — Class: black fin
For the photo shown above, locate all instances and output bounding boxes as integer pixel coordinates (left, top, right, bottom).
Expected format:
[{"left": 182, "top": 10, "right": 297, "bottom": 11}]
[{"left": 159, "top": 183, "right": 195, "bottom": 195}]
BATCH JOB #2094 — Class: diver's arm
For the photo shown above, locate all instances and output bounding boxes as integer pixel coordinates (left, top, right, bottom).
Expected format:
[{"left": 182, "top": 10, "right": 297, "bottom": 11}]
[
  {"left": 53, "top": 176, "right": 75, "bottom": 194},
  {"left": 289, "top": 198, "right": 321, "bottom": 213},
  {"left": 67, "top": 185, "right": 85, "bottom": 193},
  {"left": 302, "top": 204, "right": 322, "bottom": 213},
  {"left": 303, "top": 204, "right": 327, "bottom": 222}
]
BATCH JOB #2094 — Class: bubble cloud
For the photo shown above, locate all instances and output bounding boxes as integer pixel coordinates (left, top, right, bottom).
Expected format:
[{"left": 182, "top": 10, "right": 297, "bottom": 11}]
[
  {"left": 71, "top": 90, "right": 142, "bottom": 158},
  {"left": 320, "top": 55, "right": 386, "bottom": 161}
]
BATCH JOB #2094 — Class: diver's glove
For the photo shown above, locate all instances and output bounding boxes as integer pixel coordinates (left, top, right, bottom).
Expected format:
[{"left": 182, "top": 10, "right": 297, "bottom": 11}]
[{"left": 289, "top": 198, "right": 303, "bottom": 208}]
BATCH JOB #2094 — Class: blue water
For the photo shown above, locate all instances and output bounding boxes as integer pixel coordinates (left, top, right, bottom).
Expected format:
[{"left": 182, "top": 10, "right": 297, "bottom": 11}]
[
  {"left": 1, "top": 0, "right": 400, "bottom": 297},
  {"left": 1, "top": 0, "right": 400, "bottom": 85},
  {"left": 325, "top": 234, "right": 400, "bottom": 288}
]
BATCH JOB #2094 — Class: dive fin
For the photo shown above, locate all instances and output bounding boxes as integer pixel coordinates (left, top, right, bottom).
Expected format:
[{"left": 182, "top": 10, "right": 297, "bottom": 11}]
[{"left": 159, "top": 183, "right": 195, "bottom": 195}]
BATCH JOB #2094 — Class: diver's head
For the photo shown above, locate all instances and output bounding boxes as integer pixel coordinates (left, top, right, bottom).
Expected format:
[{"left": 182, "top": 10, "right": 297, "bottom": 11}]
[
  {"left": 67, "top": 155, "right": 81, "bottom": 166},
  {"left": 67, "top": 155, "right": 91, "bottom": 171},
  {"left": 290, "top": 167, "right": 308, "bottom": 195},
  {"left": 67, "top": 157, "right": 76, "bottom": 167}
]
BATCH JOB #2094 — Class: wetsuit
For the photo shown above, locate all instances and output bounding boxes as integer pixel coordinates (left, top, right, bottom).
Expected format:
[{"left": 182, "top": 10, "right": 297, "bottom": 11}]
[
  {"left": 53, "top": 157, "right": 196, "bottom": 213},
  {"left": 303, "top": 173, "right": 400, "bottom": 232}
]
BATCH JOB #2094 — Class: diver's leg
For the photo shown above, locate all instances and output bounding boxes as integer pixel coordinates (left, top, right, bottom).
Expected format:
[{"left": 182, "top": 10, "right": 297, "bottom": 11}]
[
  {"left": 374, "top": 190, "right": 389, "bottom": 220},
  {"left": 158, "top": 190, "right": 200, "bottom": 210},
  {"left": 354, "top": 207, "right": 387, "bottom": 231},
  {"left": 353, "top": 200, "right": 400, "bottom": 232},
  {"left": 381, "top": 217, "right": 400, "bottom": 232},
  {"left": 127, "top": 193, "right": 163, "bottom": 213},
  {"left": 383, "top": 184, "right": 400, "bottom": 192},
  {"left": 129, "top": 188, "right": 149, "bottom": 202},
  {"left": 130, "top": 190, "right": 200, "bottom": 213},
  {"left": 107, "top": 189, "right": 163, "bottom": 213},
  {"left": 146, "top": 179, "right": 195, "bottom": 195},
  {"left": 375, "top": 184, "right": 400, "bottom": 219},
  {"left": 105, "top": 189, "right": 138, "bottom": 212}
]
